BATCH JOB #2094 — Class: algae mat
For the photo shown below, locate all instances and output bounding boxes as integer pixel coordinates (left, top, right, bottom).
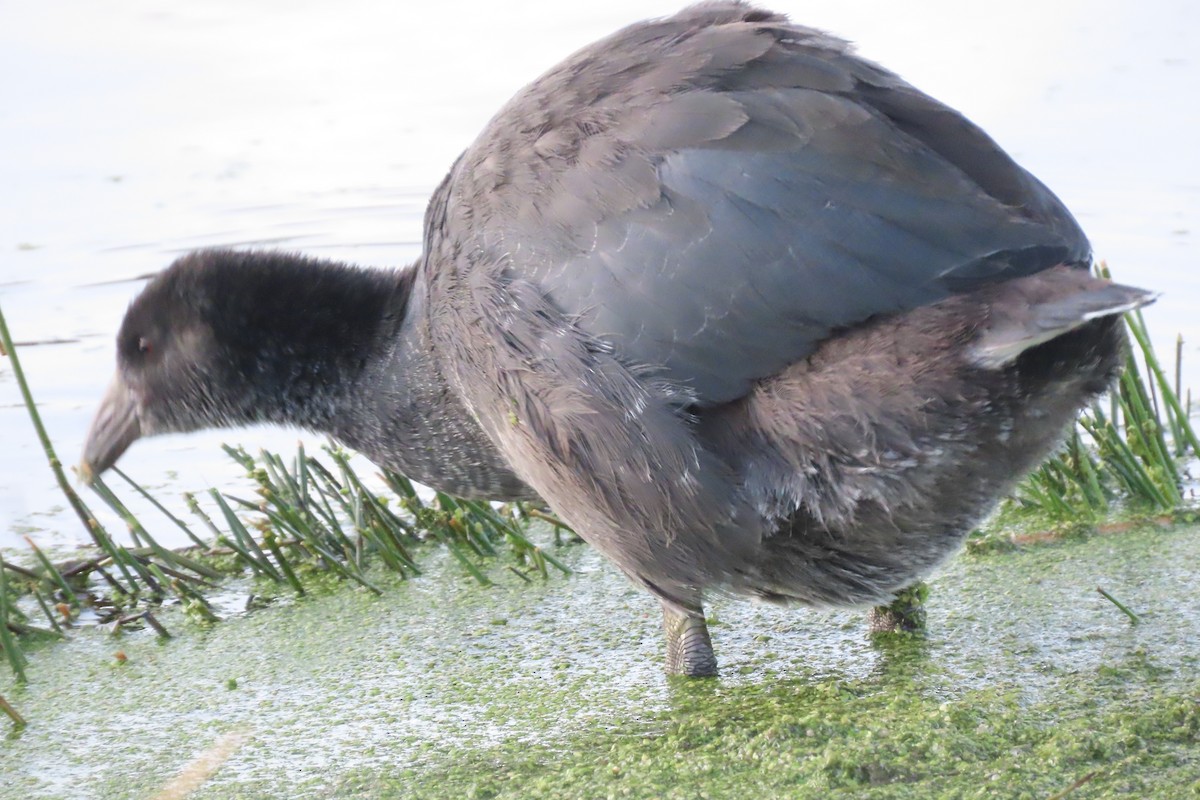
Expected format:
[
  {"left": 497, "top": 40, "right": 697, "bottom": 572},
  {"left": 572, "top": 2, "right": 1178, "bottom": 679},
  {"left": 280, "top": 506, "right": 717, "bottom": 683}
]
[{"left": 2, "top": 524, "right": 1198, "bottom": 799}]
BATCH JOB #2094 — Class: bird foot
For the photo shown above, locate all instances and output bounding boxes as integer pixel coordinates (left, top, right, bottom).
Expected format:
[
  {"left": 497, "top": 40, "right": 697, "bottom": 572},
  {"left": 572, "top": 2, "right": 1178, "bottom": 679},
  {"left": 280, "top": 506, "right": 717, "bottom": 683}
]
[{"left": 867, "top": 582, "right": 930, "bottom": 634}]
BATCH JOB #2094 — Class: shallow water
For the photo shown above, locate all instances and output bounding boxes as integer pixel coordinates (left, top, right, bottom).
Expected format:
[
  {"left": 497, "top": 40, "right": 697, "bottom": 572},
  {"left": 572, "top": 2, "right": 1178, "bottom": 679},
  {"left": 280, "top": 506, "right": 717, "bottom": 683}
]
[
  {"left": 1, "top": 1, "right": 1198, "bottom": 548},
  {"left": 1, "top": 523, "right": 1197, "bottom": 798}
]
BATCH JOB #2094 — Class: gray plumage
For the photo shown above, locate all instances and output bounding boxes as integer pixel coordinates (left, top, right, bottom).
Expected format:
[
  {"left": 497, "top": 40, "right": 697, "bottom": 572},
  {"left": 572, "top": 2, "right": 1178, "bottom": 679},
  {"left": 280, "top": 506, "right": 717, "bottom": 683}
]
[{"left": 83, "top": 3, "right": 1154, "bottom": 676}]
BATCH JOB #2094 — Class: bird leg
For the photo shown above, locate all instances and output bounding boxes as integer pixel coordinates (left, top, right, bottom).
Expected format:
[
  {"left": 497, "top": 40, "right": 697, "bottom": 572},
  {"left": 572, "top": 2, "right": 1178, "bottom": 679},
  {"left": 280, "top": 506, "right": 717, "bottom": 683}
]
[
  {"left": 661, "top": 600, "right": 718, "bottom": 677},
  {"left": 866, "top": 581, "right": 930, "bottom": 634}
]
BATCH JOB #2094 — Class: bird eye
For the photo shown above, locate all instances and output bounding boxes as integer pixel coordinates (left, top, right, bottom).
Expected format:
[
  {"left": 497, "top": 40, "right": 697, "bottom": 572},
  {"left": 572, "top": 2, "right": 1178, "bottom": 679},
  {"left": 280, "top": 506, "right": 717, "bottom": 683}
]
[{"left": 138, "top": 337, "right": 152, "bottom": 354}]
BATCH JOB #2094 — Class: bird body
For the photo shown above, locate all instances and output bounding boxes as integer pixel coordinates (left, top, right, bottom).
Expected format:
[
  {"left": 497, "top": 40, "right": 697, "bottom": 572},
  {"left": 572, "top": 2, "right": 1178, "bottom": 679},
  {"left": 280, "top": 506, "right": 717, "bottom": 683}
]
[{"left": 83, "top": 3, "right": 1153, "bottom": 675}]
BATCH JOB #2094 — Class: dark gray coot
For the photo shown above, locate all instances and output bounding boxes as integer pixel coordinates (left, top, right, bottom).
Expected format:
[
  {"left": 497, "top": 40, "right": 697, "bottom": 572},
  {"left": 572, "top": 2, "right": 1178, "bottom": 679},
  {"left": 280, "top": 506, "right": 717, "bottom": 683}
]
[{"left": 82, "top": 3, "right": 1153, "bottom": 676}]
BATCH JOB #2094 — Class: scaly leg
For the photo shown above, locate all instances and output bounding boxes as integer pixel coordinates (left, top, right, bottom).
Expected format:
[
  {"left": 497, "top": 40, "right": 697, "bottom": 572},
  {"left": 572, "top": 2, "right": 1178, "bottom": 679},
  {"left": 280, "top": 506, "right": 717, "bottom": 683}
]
[{"left": 661, "top": 600, "right": 718, "bottom": 677}]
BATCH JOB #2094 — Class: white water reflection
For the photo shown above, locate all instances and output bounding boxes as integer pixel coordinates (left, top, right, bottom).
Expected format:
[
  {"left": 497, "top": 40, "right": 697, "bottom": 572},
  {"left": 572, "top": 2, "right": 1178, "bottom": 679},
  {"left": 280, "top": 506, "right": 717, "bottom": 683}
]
[{"left": 1, "top": 0, "right": 1196, "bottom": 547}]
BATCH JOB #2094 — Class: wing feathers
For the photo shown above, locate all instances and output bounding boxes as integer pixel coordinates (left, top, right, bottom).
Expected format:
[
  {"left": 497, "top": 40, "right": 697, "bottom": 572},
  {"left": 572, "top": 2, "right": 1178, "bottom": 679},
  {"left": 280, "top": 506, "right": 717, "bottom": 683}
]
[{"left": 440, "top": 3, "right": 1089, "bottom": 407}]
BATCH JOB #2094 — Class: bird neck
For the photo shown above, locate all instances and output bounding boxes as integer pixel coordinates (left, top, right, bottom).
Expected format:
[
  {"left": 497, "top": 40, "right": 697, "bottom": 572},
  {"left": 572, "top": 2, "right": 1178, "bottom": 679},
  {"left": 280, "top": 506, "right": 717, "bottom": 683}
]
[{"left": 201, "top": 252, "right": 412, "bottom": 434}]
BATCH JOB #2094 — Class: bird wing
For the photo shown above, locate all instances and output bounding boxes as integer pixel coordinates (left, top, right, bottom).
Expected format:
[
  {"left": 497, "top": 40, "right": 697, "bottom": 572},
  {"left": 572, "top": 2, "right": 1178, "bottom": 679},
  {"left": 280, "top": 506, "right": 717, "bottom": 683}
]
[{"left": 432, "top": 3, "right": 1090, "bottom": 406}]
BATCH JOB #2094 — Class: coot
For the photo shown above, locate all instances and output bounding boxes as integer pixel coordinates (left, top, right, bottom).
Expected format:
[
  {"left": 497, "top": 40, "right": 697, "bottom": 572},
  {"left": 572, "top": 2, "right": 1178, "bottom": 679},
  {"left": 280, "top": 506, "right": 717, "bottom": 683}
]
[{"left": 83, "top": 3, "right": 1153, "bottom": 676}]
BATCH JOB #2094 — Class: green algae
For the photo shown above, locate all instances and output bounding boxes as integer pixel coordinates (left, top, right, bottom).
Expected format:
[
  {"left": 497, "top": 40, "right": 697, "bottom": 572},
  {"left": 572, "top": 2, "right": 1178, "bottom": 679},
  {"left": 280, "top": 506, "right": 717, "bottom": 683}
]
[
  {"left": 362, "top": 678, "right": 1199, "bottom": 800},
  {"left": 2, "top": 524, "right": 1199, "bottom": 799}
]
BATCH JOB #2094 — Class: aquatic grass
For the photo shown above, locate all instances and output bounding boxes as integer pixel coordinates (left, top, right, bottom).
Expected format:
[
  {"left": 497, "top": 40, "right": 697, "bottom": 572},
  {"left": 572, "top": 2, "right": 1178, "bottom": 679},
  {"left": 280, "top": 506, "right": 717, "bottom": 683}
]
[
  {"left": 115, "top": 609, "right": 172, "bottom": 638},
  {"left": 463, "top": 498, "right": 571, "bottom": 577},
  {"left": 88, "top": 474, "right": 225, "bottom": 596},
  {"left": 1097, "top": 586, "right": 1141, "bottom": 625},
  {"left": 207, "top": 489, "right": 283, "bottom": 581},
  {"left": 113, "top": 466, "right": 209, "bottom": 550},
  {"left": 20, "top": 537, "right": 80, "bottom": 609},
  {"left": 1046, "top": 772, "right": 1098, "bottom": 800},
  {"left": 0, "top": 376, "right": 568, "bottom": 642},
  {"left": 261, "top": 527, "right": 307, "bottom": 596},
  {"left": 222, "top": 448, "right": 400, "bottom": 590},
  {"left": 0, "top": 556, "right": 28, "bottom": 682},
  {"left": 324, "top": 448, "right": 422, "bottom": 572},
  {"left": 31, "top": 591, "right": 64, "bottom": 635},
  {"left": 380, "top": 468, "right": 570, "bottom": 578},
  {"left": 411, "top": 500, "right": 494, "bottom": 585},
  {"left": 517, "top": 504, "right": 577, "bottom": 545},
  {"left": 146, "top": 563, "right": 219, "bottom": 625},
  {"left": 0, "top": 302, "right": 125, "bottom": 556},
  {"left": 1126, "top": 307, "right": 1200, "bottom": 456},
  {"left": 195, "top": 442, "right": 570, "bottom": 596},
  {"left": 4, "top": 542, "right": 80, "bottom": 639},
  {"left": 2, "top": 302, "right": 180, "bottom": 674},
  {"left": 0, "top": 558, "right": 64, "bottom": 645},
  {"left": 0, "top": 693, "right": 26, "bottom": 728}
]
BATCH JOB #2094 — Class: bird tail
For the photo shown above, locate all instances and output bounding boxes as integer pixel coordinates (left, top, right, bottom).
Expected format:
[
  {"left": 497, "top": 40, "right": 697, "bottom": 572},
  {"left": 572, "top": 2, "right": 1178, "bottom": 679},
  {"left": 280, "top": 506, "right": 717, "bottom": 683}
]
[{"left": 970, "top": 269, "right": 1156, "bottom": 369}]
